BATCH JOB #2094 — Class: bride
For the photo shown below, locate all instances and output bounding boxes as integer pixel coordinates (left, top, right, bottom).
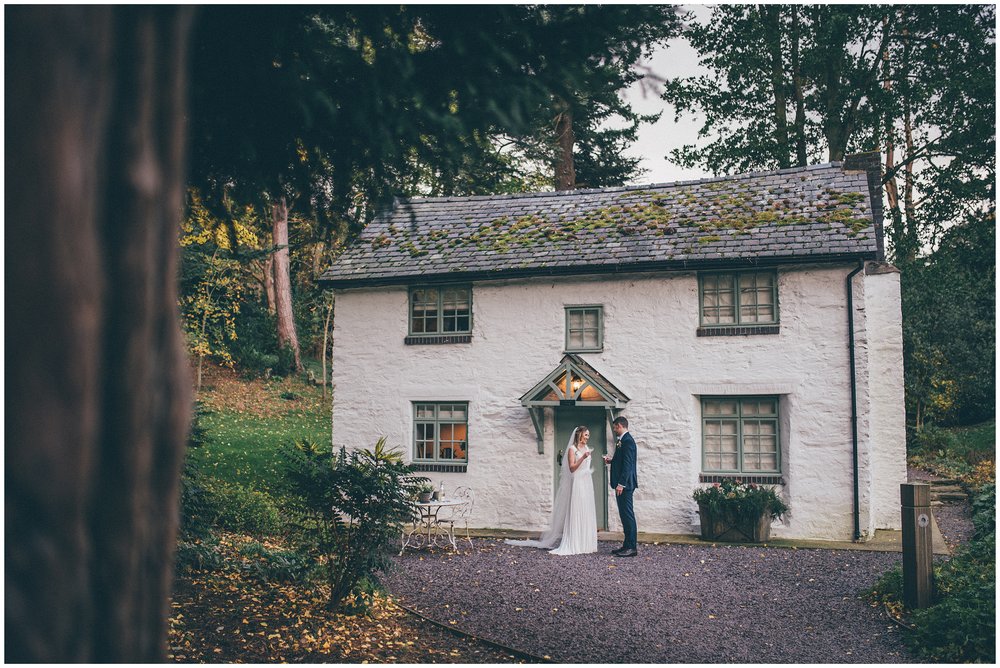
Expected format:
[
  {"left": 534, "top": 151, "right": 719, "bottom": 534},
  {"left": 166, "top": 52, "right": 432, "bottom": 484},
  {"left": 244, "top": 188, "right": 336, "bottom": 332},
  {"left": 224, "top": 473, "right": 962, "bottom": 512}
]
[{"left": 506, "top": 426, "right": 598, "bottom": 555}]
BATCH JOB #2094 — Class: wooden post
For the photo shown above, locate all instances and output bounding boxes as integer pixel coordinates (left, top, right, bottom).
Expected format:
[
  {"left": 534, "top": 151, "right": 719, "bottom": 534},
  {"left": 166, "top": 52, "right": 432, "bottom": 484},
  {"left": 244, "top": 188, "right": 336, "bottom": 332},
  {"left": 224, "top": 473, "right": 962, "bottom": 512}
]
[{"left": 900, "top": 483, "right": 934, "bottom": 609}]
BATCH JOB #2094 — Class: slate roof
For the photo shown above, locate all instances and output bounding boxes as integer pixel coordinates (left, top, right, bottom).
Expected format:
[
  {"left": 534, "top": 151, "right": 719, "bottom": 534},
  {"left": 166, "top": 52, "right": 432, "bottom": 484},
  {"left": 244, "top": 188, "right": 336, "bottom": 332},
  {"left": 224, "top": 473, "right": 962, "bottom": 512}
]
[{"left": 321, "top": 158, "right": 883, "bottom": 288}]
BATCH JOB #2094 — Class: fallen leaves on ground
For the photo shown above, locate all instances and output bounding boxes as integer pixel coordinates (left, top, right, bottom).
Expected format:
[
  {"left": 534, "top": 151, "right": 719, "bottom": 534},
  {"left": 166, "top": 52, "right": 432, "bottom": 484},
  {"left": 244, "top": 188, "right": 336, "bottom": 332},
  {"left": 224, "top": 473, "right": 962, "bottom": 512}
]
[
  {"left": 169, "top": 534, "right": 526, "bottom": 663},
  {"left": 198, "top": 362, "right": 327, "bottom": 419}
]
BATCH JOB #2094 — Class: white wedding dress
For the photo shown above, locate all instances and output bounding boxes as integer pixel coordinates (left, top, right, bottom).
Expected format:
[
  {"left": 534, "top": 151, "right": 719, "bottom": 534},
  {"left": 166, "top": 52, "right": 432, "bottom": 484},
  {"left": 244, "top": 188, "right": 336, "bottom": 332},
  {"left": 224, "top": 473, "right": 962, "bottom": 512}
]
[{"left": 506, "top": 428, "right": 598, "bottom": 555}]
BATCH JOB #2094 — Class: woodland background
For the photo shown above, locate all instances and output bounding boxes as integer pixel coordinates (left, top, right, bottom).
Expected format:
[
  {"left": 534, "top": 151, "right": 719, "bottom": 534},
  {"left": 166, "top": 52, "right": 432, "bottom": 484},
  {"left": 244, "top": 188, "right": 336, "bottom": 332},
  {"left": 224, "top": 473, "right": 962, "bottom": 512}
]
[{"left": 7, "top": 5, "right": 994, "bottom": 662}]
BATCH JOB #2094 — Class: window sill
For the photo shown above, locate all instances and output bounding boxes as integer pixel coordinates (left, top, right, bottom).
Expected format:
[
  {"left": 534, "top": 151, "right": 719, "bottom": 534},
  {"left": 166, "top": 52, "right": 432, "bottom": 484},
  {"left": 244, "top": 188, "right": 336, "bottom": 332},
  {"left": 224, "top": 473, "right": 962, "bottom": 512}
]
[
  {"left": 700, "top": 473, "right": 784, "bottom": 485},
  {"left": 564, "top": 348, "right": 603, "bottom": 355},
  {"left": 697, "top": 325, "right": 779, "bottom": 337},
  {"left": 405, "top": 334, "right": 472, "bottom": 345},
  {"left": 411, "top": 462, "right": 468, "bottom": 473}
]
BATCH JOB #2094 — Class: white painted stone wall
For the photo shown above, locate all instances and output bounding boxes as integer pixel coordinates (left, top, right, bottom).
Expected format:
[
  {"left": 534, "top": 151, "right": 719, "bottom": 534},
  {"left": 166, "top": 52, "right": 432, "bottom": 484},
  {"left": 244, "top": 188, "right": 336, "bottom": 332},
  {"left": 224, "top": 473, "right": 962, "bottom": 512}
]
[
  {"left": 855, "top": 263, "right": 907, "bottom": 534},
  {"left": 330, "top": 263, "right": 906, "bottom": 541}
]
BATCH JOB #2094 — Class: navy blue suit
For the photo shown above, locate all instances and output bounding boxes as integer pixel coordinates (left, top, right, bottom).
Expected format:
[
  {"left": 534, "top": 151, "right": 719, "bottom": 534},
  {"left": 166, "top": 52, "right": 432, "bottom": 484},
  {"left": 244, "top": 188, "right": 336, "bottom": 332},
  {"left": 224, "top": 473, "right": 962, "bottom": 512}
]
[{"left": 610, "top": 431, "right": 638, "bottom": 550}]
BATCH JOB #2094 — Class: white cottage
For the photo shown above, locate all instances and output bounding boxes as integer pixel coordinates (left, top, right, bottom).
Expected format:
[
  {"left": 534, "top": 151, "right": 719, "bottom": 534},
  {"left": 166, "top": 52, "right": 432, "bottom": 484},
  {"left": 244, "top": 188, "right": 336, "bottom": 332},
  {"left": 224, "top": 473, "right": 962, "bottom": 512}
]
[{"left": 320, "top": 153, "right": 907, "bottom": 542}]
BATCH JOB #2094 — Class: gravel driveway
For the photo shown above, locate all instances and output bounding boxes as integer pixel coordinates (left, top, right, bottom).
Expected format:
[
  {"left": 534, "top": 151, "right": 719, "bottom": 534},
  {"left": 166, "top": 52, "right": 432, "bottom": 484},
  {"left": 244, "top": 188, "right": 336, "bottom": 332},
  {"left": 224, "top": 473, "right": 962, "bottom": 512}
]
[{"left": 384, "top": 540, "right": 911, "bottom": 663}]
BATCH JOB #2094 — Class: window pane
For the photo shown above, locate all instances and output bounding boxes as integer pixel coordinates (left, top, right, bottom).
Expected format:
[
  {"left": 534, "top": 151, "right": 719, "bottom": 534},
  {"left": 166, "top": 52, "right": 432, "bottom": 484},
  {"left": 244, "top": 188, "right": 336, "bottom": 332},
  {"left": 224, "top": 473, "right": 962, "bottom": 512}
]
[
  {"left": 416, "top": 405, "right": 435, "bottom": 418},
  {"left": 582, "top": 329, "right": 599, "bottom": 348},
  {"left": 569, "top": 311, "right": 584, "bottom": 329},
  {"left": 702, "top": 275, "right": 736, "bottom": 325},
  {"left": 584, "top": 311, "right": 599, "bottom": 328},
  {"left": 704, "top": 400, "right": 738, "bottom": 416},
  {"left": 569, "top": 331, "right": 584, "bottom": 348}
]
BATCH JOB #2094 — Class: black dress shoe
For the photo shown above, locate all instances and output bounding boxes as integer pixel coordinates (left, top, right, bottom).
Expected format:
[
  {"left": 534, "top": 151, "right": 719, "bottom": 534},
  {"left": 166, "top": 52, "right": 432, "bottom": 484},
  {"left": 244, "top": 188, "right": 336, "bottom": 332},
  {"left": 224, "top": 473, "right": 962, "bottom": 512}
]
[
  {"left": 611, "top": 546, "right": 627, "bottom": 555},
  {"left": 613, "top": 548, "right": 638, "bottom": 558}
]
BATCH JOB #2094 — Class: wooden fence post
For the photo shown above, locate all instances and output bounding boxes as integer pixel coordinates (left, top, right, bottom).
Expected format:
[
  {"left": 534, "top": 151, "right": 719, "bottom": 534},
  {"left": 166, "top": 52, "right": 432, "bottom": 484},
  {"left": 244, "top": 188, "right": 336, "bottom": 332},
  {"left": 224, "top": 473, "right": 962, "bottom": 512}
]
[{"left": 900, "top": 483, "right": 934, "bottom": 609}]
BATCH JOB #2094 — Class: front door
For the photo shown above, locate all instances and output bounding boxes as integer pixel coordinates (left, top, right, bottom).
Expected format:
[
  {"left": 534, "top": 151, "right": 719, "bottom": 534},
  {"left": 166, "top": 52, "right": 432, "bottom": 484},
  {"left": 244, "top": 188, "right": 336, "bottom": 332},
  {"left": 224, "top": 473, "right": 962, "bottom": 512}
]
[{"left": 555, "top": 407, "right": 608, "bottom": 530}]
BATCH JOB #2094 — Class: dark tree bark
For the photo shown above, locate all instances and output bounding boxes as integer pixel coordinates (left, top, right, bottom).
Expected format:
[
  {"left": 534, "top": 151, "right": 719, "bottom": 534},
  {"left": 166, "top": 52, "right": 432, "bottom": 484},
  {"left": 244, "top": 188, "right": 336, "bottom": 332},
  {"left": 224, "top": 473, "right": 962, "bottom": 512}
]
[
  {"left": 262, "top": 254, "right": 277, "bottom": 314},
  {"left": 271, "top": 197, "right": 302, "bottom": 370},
  {"left": 553, "top": 97, "right": 577, "bottom": 191},
  {"left": 6, "top": 6, "right": 193, "bottom": 662},
  {"left": 790, "top": 8, "right": 808, "bottom": 166},
  {"left": 763, "top": 6, "right": 791, "bottom": 169}
]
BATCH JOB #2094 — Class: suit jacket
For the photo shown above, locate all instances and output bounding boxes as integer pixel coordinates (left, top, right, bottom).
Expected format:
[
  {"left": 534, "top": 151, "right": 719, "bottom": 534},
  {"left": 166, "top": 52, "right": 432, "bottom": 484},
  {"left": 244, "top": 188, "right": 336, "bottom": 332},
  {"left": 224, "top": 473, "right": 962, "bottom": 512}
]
[{"left": 610, "top": 432, "right": 638, "bottom": 490}]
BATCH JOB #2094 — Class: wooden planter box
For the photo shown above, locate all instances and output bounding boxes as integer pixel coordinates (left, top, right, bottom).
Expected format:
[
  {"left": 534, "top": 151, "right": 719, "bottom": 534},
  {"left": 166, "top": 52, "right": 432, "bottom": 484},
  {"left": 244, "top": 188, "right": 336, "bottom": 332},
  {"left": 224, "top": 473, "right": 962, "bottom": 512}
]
[{"left": 697, "top": 503, "right": 772, "bottom": 543}]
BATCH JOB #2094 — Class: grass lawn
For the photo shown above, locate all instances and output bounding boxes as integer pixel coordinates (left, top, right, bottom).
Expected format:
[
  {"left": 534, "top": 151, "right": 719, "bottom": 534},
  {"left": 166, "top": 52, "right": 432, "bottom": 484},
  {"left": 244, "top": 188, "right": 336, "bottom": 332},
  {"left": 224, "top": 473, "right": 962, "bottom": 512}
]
[{"left": 192, "top": 364, "right": 330, "bottom": 494}]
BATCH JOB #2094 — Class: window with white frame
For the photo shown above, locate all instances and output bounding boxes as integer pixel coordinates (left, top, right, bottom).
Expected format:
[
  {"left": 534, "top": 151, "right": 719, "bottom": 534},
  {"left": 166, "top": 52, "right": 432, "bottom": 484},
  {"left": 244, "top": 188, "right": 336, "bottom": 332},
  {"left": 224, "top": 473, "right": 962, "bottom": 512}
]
[
  {"left": 699, "top": 271, "right": 778, "bottom": 326},
  {"left": 413, "top": 402, "right": 468, "bottom": 463},
  {"left": 702, "top": 397, "right": 780, "bottom": 474},
  {"left": 565, "top": 305, "right": 603, "bottom": 352}
]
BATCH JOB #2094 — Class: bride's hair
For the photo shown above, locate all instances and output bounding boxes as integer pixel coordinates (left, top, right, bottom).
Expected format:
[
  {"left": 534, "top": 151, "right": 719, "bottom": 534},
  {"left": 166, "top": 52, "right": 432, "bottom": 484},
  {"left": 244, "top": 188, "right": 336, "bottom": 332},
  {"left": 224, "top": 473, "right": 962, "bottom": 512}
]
[{"left": 574, "top": 426, "right": 589, "bottom": 445}]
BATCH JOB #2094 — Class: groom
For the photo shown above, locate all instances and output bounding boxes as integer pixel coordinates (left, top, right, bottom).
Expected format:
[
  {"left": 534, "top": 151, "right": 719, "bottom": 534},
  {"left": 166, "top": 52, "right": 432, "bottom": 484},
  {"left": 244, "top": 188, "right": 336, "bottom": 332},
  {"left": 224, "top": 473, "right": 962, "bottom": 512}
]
[{"left": 605, "top": 416, "right": 638, "bottom": 557}]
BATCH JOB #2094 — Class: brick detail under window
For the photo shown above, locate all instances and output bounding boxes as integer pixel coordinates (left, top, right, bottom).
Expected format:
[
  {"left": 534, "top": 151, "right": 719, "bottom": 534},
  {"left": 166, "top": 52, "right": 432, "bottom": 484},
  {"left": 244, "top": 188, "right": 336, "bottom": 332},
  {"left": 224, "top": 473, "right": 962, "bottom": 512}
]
[
  {"left": 700, "top": 473, "right": 784, "bottom": 485},
  {"left": 697, "top": 325, "right": 780, "bottom": 337},
  {"left": 411, "top": 463, "right": 468, "bottom": 473},
  {"left": 405, "top": 334, "right": 472, "bottom": 345}
]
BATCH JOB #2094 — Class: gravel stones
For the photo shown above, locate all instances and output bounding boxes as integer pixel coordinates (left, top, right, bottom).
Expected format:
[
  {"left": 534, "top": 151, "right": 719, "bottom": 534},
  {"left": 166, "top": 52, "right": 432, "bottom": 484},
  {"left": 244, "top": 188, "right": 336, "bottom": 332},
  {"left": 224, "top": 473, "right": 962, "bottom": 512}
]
[{"left": 385, "top": 540, "right": 912, "bottom": 663}]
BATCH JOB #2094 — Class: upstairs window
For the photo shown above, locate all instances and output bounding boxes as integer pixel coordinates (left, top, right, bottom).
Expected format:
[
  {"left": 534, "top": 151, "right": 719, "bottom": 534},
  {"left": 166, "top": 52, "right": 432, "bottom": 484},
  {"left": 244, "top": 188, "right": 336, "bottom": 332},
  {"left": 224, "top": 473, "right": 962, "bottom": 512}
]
[
  {"left": 565, "top": 305, "right": 603, "bottom": 352},
  {"left": 700, "top": 271, "right": 778, "bottom": 327},
  {"left": 409, "top": 286, "right": 471, "bottom": 335}
]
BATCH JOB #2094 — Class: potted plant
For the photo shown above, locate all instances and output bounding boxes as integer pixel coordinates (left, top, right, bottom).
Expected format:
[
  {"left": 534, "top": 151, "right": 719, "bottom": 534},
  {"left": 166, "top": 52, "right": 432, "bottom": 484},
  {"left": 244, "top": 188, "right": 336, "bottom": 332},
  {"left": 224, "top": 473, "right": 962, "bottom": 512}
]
[
  {"left": 417, "top": 482, "right": 435, "bottom": 503},
  {"left": 692, "top": 479, "right": 788, "bottom": 543}
]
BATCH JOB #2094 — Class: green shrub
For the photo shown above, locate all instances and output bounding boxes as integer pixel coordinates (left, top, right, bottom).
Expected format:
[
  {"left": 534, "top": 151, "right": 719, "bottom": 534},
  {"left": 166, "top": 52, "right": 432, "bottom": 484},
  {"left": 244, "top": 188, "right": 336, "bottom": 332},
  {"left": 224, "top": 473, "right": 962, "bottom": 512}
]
[
  {"left": 908, "top": 540, "right": 995, "bottom": 662},
  {"left": 203, "top": 479, "right": 284, "bottom": 536},
  {"left": 234, "top": 344, "right": 280, "bottom": 379},
  {"left": 275, "top": 344, "right": 297, "bottom": 377},
  {"left": 971, "top": 483, "right": 996, "bottom": 541},
  {"left": 237, "top": 541, "right": 318, "bottom": 583},
  {"left": 280, "top": 438, "right": 424, "bottom": 613},
  {"left": 179, "top": 402, "right": 219, "bottom": 541},
  {"left": 909, "top": 424, "right": 953, "bottom": 454},
  {"left": 176, "top": 538, "right": 226, "bottom": 574}
]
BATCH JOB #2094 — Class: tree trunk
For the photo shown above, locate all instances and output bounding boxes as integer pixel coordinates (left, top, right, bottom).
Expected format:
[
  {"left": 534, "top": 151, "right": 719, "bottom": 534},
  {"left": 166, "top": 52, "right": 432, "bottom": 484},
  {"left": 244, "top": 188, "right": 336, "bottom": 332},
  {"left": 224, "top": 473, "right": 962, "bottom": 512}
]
[
  {"left": 901, "top": 38, "right": 917, "bottom": 261},
  {"left": 321, "top": 296, "right": 334, "bottom": 399},
  {"left": 790, "top": 8, "right": 808, "bottom": 166},
  {"left": 263, "top": 254, "right": 277, "bottom": 314},
  {"left": 271, "top": 197, "right": 302, "bottom": 371},
  {"left": 553, "top": 97, "right": 576, "bottom": 191},
  {"left": 7, "top": 6, "right": 193, "bottom": 662},
  {"left": 881, "top": 13, "right": 905, "bottom": 264},
  {"left": 763, "top": 6, "right": 790, "bottom": 169}
]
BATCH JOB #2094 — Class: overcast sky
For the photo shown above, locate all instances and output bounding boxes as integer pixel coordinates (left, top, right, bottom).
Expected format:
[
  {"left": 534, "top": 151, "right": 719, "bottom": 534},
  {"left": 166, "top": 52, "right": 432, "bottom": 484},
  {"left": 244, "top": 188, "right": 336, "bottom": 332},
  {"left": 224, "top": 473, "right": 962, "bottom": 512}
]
[{"left": 620, "top": 5, "right": 714, "bottom": 186}]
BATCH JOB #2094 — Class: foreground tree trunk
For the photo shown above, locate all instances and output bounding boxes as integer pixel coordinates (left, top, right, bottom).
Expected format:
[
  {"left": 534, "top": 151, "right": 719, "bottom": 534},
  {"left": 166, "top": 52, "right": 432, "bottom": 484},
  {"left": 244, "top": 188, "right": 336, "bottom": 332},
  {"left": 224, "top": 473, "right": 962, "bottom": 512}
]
[
  {"left": 271, "top": 197, "right": 302, "bottom": 370},
  {"left": 7, "top": 6, "right": 193, "bottom": 662}
]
